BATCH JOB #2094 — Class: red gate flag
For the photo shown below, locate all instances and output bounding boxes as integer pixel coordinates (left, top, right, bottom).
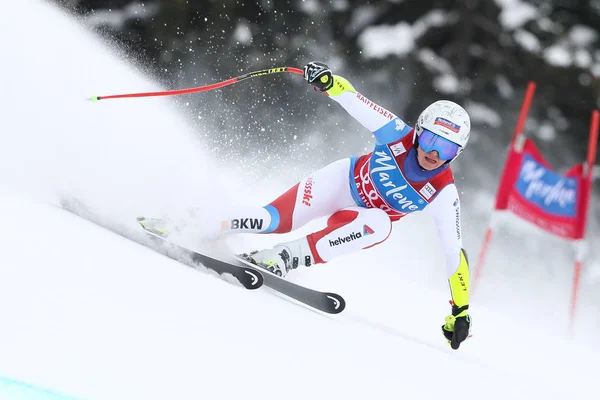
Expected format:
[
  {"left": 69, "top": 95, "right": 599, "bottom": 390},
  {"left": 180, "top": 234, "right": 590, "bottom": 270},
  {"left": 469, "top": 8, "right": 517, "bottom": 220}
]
[
  {"left": 473, "top": 80, "right": 599, "bottom": 333},
  {"left": 494, "top": 138, "right": 586, "bottom": 240}
]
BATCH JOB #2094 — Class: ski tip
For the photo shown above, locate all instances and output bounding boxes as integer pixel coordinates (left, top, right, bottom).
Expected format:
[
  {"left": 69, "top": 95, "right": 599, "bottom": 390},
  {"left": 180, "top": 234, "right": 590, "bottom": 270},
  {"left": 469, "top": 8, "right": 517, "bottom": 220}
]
[
  {"left": 325, "top": 293, "right": 346, "bottom": 314},
  {"left": 136, "top": 216, "right": 170, "bottom": 239},
  {"left": 137, "top": 216, "right": 148, "bottom": 230}
]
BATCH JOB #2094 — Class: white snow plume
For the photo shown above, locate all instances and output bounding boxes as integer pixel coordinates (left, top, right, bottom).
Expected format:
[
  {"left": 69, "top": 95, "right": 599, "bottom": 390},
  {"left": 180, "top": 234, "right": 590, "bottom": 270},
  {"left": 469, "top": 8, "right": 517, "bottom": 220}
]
[{"left": 0, "top": 0, "right": 270, "bottom": 250}]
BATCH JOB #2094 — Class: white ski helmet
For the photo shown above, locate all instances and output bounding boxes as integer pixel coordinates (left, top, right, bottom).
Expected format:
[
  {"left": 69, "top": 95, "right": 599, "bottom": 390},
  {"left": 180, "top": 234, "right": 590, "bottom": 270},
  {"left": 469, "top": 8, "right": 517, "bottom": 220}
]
[{"left": 415, "top": 100, "right": 471, "bottom": 163}]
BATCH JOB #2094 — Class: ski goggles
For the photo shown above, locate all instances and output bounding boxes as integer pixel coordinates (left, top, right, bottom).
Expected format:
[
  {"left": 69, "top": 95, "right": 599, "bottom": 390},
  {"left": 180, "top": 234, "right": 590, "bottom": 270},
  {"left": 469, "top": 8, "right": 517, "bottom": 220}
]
[{"left": 418, "top": 129, "right": 461, "bottom": 160}]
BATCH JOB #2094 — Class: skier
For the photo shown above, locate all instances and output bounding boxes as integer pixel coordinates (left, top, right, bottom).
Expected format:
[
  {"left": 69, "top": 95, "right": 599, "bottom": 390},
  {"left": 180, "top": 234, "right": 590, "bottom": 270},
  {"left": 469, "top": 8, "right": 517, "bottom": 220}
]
[
  {"left": 215, "top": 61, "right": 472, "bottom": 349},
  {"left": 141, "top": 61, "right": 472, "bottom": 348}
]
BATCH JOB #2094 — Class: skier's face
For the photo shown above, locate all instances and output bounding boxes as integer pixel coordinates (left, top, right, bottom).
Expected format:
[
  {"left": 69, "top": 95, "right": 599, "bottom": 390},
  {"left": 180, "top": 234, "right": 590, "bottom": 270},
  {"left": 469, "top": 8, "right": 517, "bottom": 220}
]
[{"left": 416, "top": 146, "right": 445, "bottom": 170}]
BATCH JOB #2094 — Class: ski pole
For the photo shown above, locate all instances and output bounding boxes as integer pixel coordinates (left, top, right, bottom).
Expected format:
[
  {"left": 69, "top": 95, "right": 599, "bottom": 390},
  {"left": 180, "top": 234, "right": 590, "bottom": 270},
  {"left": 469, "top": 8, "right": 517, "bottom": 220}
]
[{"left": 87, "top": 66, "right": 303, "bottom": 102}]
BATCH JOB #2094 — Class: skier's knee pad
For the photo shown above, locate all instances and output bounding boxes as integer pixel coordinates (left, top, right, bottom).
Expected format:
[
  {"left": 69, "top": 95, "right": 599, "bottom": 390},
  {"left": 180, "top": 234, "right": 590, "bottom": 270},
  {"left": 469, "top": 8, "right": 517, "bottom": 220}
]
[{"left": 308, "top": 207, "right": 392, "bottom": 263}]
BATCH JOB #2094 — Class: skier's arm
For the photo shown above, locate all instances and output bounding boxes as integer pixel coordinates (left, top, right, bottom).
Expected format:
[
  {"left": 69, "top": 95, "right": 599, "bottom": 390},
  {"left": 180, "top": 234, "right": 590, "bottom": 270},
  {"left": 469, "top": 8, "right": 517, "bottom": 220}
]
[
  {"left": 426, "top": 185, "right": 470, "bottom": 308},
  {"left": 303, "top": 62, "right": 413, "bottom": 145}
]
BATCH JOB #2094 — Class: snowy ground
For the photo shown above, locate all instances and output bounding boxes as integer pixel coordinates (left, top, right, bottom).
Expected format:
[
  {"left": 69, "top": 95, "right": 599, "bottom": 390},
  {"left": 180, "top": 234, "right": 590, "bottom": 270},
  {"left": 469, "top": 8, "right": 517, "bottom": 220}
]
[{"left": 0, "top": 1, "right": 598, "bottom": 399}]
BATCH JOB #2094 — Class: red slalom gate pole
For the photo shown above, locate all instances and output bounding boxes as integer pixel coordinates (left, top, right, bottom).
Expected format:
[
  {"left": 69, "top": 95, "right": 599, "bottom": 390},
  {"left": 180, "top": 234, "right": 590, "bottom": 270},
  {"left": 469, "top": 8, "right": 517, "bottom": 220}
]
[
  {"left": 472, "top": 226, "right": 493, "bottom": 294},
  {"left": 569, "top": 109, "right": 599, "bottom": 333},
  {"left": 508, "top": 82, "right": 538, "bottom": 147},
  {"left": 87, "top": 67, "right": 303, "bottom": 102}
]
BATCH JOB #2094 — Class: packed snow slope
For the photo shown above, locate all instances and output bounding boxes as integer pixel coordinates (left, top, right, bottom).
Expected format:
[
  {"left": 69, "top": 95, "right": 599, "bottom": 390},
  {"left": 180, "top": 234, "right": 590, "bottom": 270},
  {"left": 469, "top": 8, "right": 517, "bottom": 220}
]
[{"left": 0, "top": 0, "right": 598, "bottom": 399}]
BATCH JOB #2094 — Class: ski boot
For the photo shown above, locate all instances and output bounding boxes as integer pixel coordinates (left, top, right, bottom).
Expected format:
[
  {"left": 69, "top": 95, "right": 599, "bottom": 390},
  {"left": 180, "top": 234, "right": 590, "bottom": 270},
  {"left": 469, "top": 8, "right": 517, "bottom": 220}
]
[{"left": 240, "top": 237, "right": 314, "bottom": 277}]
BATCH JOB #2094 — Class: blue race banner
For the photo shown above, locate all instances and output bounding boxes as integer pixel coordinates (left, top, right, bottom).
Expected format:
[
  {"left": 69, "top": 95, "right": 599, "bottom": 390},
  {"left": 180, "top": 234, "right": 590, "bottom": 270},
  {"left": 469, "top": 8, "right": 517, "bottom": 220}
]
[
  {"left": 498, "top": 138, "right": 585, "bottom": 239},
  {"left": 514, "top": 153, "right": 579, "bottom": 218}
]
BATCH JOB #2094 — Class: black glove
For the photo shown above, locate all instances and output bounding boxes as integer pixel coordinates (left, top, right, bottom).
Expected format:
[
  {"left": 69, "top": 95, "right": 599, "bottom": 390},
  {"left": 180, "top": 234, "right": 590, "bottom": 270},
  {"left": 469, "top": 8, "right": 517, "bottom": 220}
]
[
  {"left": 303, "top": 61, "right": 334, "bottom": 92},
  {"left": 442, "top": 304, "right": 471, "bottom": 350}
]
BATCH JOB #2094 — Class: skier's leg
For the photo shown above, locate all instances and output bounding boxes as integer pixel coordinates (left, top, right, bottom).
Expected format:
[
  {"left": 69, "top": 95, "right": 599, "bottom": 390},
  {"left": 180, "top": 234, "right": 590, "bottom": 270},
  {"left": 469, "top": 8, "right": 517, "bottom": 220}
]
[
  {"left": 248, "top": 206, "right": 392, "bottom": 276},
  {"left": 306, "top": 206, "right": 392, "bottom": 263},
  {"left": 220, "top": 158, "right": 357, "bottom": 235}
]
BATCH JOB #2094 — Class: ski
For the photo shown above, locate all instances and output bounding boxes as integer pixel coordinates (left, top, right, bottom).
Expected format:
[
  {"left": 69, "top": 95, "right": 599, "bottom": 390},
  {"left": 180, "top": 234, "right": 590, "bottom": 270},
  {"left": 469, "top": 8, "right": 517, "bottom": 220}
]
[
  {"left": 235, "top": 255, "right": 346, "bottom": 314},
  {"left": 137, "top": 217, "right": 344, "bottom": 313},
  {"left": 138, "top": 218, "right": 263, "bottom": 290}
]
